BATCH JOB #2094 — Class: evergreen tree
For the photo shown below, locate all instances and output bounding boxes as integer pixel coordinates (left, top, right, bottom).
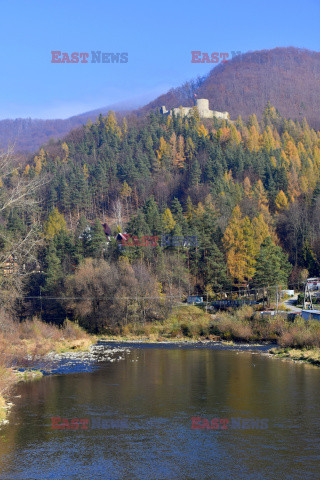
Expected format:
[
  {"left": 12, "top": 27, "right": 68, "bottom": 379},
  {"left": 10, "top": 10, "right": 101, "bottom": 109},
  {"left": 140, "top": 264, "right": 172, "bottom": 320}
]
[
  {"left": 86, "top": 219, "right": 107, "bottom": 258},
  {"left": 143, "top": 197, "right": 163, "bottom": 235},
  {"left": 43, "top": 242, "right": 62, "bottom": 293},
  {"left": 253, "top": 237, "right": 291, "bottom": 286}
]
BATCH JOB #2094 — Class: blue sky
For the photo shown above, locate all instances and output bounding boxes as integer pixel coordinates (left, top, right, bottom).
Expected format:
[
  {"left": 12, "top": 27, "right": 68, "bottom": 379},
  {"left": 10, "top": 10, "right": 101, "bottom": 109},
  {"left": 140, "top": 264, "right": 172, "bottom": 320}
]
[{"left": 0, "top": 0, "right": 319, "bottom": 119}]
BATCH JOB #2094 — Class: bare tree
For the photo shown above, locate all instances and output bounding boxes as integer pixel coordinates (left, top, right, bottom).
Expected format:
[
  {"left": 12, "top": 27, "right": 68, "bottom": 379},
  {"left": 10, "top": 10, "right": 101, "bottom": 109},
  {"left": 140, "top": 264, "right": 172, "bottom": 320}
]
[
  {"left": 0, "top": 147, "right": 48, "bottom": 212},
  {"left": 0, "top": 148, "right": 49, "bottom": 306},
  {"left": 111, "top": 198, "right": 124, "bottom": 230}
]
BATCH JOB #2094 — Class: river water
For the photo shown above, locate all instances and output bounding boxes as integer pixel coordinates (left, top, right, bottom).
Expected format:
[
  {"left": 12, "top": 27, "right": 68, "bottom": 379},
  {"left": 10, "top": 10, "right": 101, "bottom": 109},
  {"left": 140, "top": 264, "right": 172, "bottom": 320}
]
[{"left": 0, "top": 343, "right": 319, "bottom": 479}]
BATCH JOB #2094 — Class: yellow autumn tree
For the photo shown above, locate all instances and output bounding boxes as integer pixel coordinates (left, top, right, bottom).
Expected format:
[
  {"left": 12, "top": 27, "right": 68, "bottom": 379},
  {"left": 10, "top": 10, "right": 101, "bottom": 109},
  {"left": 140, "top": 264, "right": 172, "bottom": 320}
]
[
  {"left": 222, "top": 206, "right": 247, "bottom": 284},
  {"left": 273, "top": 128, "right": 281, "bottom": 148},
  {"left": 170, "top": 133, "right": 185, "bottom": 169},
  {"left": 120, "top": 181, "right": 132, "bottom": 214},
  {"left": 286, "top": 140, "right": 301, "bottom": 170},
  {"left": 156, "top": 137, "right": 169, "bottom": 163},
  {"left": 166, "top": 115, "right": 173, "bottom": 130},
  {"left": 34, "top": 148, "right": 46, "bottom": 174},
  {"left": 275, "top": 190, "right": 289, "bottom": 212},
  {"left": 246, "top": 125, "right": 260, "bottom": 152},
  {"left": 253, "top": 180, "right": 270, "bottom": 217},
  {"left": 23, "top": 164, "right": 31, "bottom": 176},
  {"left": 248, "top": 113, "right": 260, "bottom": 133},
  {"left": 61, "top": 142, "right": 69, "bottom": 163},
  {"left": 198, "top": 124, "right": 208, "bottom": 138},
  {"left": 242, "top": 214, "right": 270, "bottom": 281},
  {"left": 260, "top": 126, "right": 276, "bottom": 152},
  {"left": 162, "top": 208, "right": 176, "bottom": 233},
  {"left": 83, "top": 164, "right": 89, "bottom": 180},
  {"left": 175, "top": 135, "right": 185, "bottom": 169},
  {"left": 43, "top": 208, "right": 67, "bottom": 239},
  {"left": 229, "top": 123, "right": 242, "bottom": 147},
  {"left": 280, "top": 150, "right": 290, "bottom": 170},
  {"left": 34, "top": 156, "right": 42, "bottom": 175},
  {"left": 242, "top": 216, "right": 256, "bottom": 280},
  {"left": 105, "top": 111, "right": 122, "bottom": 137},
  {"left": 122, "top": 118, "right": 128, "bottom": 136},
  {"left": 216, "top": 127, "right": 230, "bottom": 144},
  {"left": 251, "top": 214, "right": 270, "bottom": 249}
]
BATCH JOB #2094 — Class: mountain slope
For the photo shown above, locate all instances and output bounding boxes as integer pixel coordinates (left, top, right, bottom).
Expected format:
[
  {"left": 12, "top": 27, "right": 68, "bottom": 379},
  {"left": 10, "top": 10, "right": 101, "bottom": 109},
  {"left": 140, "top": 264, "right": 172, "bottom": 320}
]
[
  {"left": 2, "top": 46, "right": 320, "bottom": 153},
  {"left": 0, "top": 101, "right": 135, "bottom": 153},
  {"left": 142, "top": 47, "right": 320, "bottom": 129}
]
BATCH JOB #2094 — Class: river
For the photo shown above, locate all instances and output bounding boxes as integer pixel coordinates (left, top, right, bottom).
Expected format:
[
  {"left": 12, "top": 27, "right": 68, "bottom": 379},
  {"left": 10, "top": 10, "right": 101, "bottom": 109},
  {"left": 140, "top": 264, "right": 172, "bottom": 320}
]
[{"left": 0, "top": 343, "right": 319, "bottom": 479}]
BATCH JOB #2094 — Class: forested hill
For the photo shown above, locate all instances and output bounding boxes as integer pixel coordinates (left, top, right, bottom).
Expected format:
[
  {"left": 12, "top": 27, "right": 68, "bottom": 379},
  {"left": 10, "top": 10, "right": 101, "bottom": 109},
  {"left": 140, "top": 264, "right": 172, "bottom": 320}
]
[
  {"left": 2, "top": 47, "right": 320, "bottom": 153},
  {"left": 0, "top": 103, "right": 132, "bottom": 153},
  {"left": 25, "top": 103, "right": 320, "bottom": 285},
  {"left": 2, "top": 102, "right": 320, "bottom": 327},
  {"left": 142, "top": 47, "right": 320, "bottom": 129}
]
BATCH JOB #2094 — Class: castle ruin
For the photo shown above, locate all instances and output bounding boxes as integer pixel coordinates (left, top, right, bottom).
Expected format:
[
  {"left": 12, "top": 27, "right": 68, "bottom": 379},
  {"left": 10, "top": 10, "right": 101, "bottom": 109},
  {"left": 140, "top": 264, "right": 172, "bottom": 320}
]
[{"left": 160, "top": 98, "right": 230, "bottom": 121}]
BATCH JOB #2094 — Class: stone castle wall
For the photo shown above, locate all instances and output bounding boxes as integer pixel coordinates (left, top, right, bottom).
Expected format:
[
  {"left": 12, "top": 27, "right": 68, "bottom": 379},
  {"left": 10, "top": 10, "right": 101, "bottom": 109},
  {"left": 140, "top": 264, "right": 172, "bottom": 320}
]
[{"left": 160, "top": 99, "right": 229, "bottom": 121}]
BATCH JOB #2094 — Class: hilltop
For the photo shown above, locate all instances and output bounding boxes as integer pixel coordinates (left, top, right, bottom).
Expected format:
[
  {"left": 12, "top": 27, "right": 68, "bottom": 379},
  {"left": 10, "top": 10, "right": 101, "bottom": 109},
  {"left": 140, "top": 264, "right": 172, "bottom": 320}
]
[
  {"left": 1, "top": 47, "right": 320, "bottom": 152},
  {"left": 142, "top": 47, "right": 320, "bottom": 128}
]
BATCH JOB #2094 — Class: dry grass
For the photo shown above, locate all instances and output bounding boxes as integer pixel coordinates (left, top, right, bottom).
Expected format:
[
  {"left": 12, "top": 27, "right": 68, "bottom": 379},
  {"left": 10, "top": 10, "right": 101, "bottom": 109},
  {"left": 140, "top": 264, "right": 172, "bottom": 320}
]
[
  {"left": 269, "top": 346, "right": 320, "bottom": 366},
  {"left": 103, "top": 305, "right": 320, "bottom": 355},
  {"left": 276, "top": 317, "right": 320, "bottom": 348},
  {"left": 0, "top": 315, "right": 94, "bottom": 366},
  {"left": 0, "top": 311, "right": 95, "bottom": 423},
  {"left": 110, "top": 306, "right": 216, "bottom": 341}
]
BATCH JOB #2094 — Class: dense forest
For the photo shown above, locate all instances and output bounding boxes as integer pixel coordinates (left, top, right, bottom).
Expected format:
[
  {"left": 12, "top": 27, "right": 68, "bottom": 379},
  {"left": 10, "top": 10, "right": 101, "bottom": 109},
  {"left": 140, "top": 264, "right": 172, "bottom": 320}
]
[{"left": 0, "top": 101, "right": 320, "bottom": 332}]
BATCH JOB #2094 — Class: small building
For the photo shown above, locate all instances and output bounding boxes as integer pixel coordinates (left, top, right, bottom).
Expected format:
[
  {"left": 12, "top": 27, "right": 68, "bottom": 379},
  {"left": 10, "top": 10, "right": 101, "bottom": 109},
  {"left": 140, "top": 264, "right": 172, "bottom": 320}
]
[
  {"left": 301, "top": 309, "right": 320, "bottom": 321},
  {"left": 306, "top": 278, "right": 320, "bottom": 291},
  {"left": 0, "top": 255, "right": 19, "bottom": 276},
  {"left": 187, "top": 296, "right": 203, "bottom": 305},
  {"left": 281, "top": 289, "right": 295, "bottom": 297}
]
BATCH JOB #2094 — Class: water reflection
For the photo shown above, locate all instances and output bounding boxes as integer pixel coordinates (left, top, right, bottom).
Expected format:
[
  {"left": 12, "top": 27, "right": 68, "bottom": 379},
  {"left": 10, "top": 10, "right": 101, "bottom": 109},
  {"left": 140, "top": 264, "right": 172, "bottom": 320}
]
[{"left": 0, "top": 346, "right": 319, "bottom": 479}]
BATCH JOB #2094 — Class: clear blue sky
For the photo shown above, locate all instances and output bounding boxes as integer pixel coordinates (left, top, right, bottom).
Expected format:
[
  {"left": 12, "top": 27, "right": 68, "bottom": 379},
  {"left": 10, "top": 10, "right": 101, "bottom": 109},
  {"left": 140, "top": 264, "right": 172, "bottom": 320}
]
[{"left": 0, "top": 0, "right": 319, "bottom": 119}]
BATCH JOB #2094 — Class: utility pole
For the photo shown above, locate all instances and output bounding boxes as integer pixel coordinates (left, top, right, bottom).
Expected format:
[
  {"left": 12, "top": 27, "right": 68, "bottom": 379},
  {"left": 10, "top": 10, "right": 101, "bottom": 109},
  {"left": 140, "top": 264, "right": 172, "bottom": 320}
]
[
  {"left": 40, "top": 286, "right": 42, "bottom": 317},
  {"left": 303, "top": 282, "right": 313, "bottom": 310}
]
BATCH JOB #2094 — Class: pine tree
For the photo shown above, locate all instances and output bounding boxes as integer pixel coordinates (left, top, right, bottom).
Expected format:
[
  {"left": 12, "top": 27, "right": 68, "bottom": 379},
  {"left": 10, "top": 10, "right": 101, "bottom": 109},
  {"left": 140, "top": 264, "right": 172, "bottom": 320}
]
[
  {"left": 189, "top": 159, "right": 201, "bottom": 188},
  {"left": 253, "top": 237, "right": 291, "bottom": 286},
  {"left": 171, "top": 197, "right": 188, "bottom": 233},
  {"left": 86, "top": 219, "right": 107, "bottom": 258},
  {"left": 43, "top": 242, "right": 62, "bottom": 293},
  {"left": 143, "top": 197, "right": 163, "bottom": 235}
]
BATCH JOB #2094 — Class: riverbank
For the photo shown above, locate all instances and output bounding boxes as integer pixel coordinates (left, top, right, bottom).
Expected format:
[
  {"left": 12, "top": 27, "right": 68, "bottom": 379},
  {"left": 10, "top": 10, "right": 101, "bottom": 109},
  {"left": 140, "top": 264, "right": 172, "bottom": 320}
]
[
  {"left": 101, "top": 305, "right": 320, "bottom": 367},
  {"left": 2, "top": 305, "right": 320, "bottom": 425},
  {"left": 0, "top": 317, "right": 96, "bottom": 424},
  {"left": 269, "top": 346, "right": 320, "bottom": 366}
]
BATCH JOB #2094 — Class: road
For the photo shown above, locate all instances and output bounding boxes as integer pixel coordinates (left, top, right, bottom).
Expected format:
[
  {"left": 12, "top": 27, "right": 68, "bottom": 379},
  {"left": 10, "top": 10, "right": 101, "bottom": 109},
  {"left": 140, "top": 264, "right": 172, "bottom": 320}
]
[{"left": 280, "top": 294, "right": 301, "bottom": 313}]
